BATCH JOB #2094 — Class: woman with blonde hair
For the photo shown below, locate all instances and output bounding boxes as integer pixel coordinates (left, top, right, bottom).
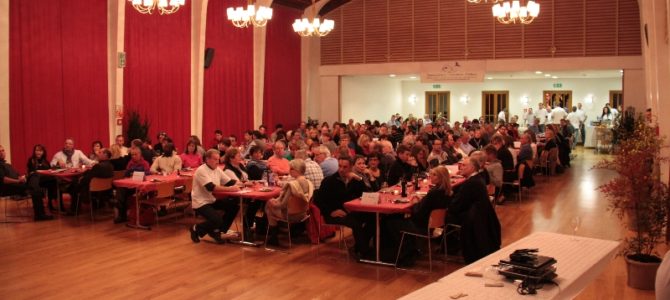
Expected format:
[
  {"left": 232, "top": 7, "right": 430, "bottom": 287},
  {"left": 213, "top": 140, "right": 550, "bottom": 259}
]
[{"left": 410, "top": 165, "right": 452, "bottom": 230}]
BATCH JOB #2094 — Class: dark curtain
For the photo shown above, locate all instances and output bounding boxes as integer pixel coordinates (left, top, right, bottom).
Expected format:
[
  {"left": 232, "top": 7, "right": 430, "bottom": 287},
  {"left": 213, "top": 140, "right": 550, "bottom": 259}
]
[
  {"left": 202, "top": 0, "right": 254, "bottom": 146},
  {"left": 10, "top": 0, "right": 108, "bottom": 173},
  {"left": 124, "top": 1, "right": 191, "bottom": 150},
  {"left": 263, "top": 4, "right": 302, "bottom": 131}
]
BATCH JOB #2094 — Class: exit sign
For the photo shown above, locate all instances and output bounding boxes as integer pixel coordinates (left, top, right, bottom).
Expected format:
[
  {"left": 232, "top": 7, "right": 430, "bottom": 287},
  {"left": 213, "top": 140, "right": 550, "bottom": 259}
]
[
  {"left": 553, "top": 83, "right": 562, "bottom": 88},
  {"left": 433, "top": 84, "right": 441, "bottom": 89}
]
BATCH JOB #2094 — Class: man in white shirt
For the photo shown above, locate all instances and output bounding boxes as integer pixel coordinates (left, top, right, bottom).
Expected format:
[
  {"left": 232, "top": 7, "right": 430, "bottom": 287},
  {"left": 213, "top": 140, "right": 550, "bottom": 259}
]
[
  {"left": 566, "top": 106, "right": 581, "bottom": 147},
  {"left": 576, "top": 103, "right": 587, "bottom": 145},
  {"left": 534, "top": 103, "right": 548, "bottom": 132},
  {"left": 189, "top": 149, "right": 241, "bottom": 244},
  {"left": 112, "top": 135, "right": 129, "bottom": 158},
  {"left": 609, "top": 104, "right": 619, "bottom": 120},
  {"left": 524, "top": 108, "right": 535, "bottom": 127},
  {"left": 550, "top": 105, "right": 568, "bottom": 125},
  {"left": 497, "top": 109, "right": 506, "bottom": 124},
  {"left": 50, "top": 138, "right": 94, "bottom": 168}
]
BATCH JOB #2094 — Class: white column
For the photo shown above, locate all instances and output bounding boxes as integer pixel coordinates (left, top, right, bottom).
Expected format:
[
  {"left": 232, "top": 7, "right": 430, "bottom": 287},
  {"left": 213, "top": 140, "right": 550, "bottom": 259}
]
[
  {"left": 191, "top": 0, "right": 208, "bottom": 139},
  {"left": 0, "top": 0, "right": 10, "bottom": 161},
  {"left": 300, "top": 0, "right": 331, "bottom": 123},
  {"left": 108, "top": 0, "right": 126, "bottom": 145},
  {"left": 252, "top": 0, "right": 273, "bottom": 128}
]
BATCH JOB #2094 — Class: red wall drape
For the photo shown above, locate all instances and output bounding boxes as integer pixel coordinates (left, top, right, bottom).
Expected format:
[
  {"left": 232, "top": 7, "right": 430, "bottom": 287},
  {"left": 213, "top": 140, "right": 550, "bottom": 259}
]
[
  {"left": 263, "top": 4, "right": 302, "bottom": 131},
  {"left": 9, "top": 0, "right": 108, "bottom": 173},
  {"left": 123, "top": 2, "right": 191, "bottom": 150},
  {"left": 202, "top": 0, "right": 254, "bottom": 147}
]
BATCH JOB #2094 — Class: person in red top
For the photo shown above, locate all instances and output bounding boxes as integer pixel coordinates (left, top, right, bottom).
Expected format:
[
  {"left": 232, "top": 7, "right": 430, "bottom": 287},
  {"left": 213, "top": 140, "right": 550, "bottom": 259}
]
[
  {"left": 267, "top": 141, "right": 290, "bottom": 175},
  {"left": 180, "top": 140, "right": 203, "bottom": 169}
]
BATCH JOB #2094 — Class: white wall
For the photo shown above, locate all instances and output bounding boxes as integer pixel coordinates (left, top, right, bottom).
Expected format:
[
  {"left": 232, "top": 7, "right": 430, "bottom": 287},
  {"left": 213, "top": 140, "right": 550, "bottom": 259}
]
[
  {"left": 341, "top": 76, "right": 402, "bottom": 123},
  {"left": 338, "top": 76, "right": 622, "bottom": 124}
]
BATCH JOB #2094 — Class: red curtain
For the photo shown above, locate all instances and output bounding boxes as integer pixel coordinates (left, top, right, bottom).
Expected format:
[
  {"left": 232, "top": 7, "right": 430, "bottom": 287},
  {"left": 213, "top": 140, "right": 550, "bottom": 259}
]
[
  {"left": 9, "top": 0, "right": 108, "bottom": 173},
  {"left": 124, "top": 2, "right": 191, "bottom": 150},
  {"left": 202, "top": 0, "right": 254, "bottom": 146},
  {"left": 263, "top": 4, "right": 302, "bottom": 131}
]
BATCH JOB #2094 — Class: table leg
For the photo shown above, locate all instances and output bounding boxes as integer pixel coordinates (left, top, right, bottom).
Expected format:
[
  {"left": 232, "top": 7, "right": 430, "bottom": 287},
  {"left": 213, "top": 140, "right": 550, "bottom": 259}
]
[
  {"left": 126, "top": 192, "right": 150, "bottom": 230},
  {"left": 360, "top": 212, "right": 395, "bottom": 267},
  {"left": 230, "top": 196, "right": 260, "bottom": 247}
]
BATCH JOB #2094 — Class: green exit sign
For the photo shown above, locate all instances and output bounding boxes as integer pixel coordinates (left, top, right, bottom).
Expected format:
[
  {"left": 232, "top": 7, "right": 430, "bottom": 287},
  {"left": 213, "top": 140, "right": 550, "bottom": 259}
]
[
  {"left": 553, "top": 83, "right": 562, "bottom": 88},
  {"left": 433, "top": 84, "right": 441, "bottom": 89}
]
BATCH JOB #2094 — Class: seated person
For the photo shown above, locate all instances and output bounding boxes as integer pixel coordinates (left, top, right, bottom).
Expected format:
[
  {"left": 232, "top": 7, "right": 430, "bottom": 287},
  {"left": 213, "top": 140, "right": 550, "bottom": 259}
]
[
  {"left": 265, "top": 159, "right": 315, "bottom": 246},
  {"left": 223, "top": 148, "right": 260, "bottom": 240},
  {"left": 26, "top": 144, "right": 58, "bottom": 212},
  {"left": 50, "top": 138, "right": 94, "bottom": 168},
  {"left": 189, "top": 149, "right": 241, "bottom": 244},
  {"left": 293, "top": 149, "right": 324, "bottom": 189},
  {"left": 267, "top": 141, "right": 290, "bottom": 175},
  {"left": 150, "top": 142, "right": 182, "bottom": 174},
  {"left": 410, "top": 166, "right": 452, "bottom": 231},
  {"left": 89, "top": 141, "right": 103, "bottom": 162},
  {"left": 490, "top": 135, "right": 515, "bottom": 182},
  {"left": 387, "top": 144, "right": 416, "bottom": 186},
  {"left": 427, "top": 139, "right": 448, "bottom": 165},
  {"left": 180, "top": 140, "right": 203, "bottom": 169},
  {"left": 351, "top": 155, "right": 379, "bottom": 192},
  {"left": 316, "top": 156, "right": 374, "bottom": 259},
  {"left": 446, "top": 156, "right": 501, "bottom": 262},
  {"left": 313, "top": 145, "right": 338, "bottom": 177},
  {"left": 442, "top": 134, "right": 464, "bottom": 165},
  {"left": 73, "top": 148, "right": 114, "bottom": 214},
  {"left": 516, "top": 133, "right": 535, "bottom": 188},
  {"left": 0, "top": 145, "right": 53, "bottom": 221},
  {"left": 130, "top": 139, "right": 154, "bottom": 164},
  {"left": 246, "top": 145, "right": 267, "bottom": 180},
  {"left": 115, "top": 148, "right": 151, "bottom": 224},
  {"left": 366, "top": 153, "right": 387, "bottom": 189},
  {"left": 483, "top": 145, "right": 503, "bottom": 200}
]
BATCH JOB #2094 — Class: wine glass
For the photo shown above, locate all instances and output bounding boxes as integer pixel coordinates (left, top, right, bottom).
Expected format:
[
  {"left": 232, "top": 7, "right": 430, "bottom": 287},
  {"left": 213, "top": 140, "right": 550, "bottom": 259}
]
[{"left": 570, "top": 216, "right": 582, "bottom": 239}]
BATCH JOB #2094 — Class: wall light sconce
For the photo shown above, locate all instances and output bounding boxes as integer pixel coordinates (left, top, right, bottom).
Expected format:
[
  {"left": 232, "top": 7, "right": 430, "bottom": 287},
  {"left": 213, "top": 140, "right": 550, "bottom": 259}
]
[
  {"left": 585, "top": 94, "right": 594, "bottom": 104},
  {"left": 459, "top": 95, "right": 470, "bottom": 104},
  {"left": 408, "top": 94, "right": 417, "bottom": 105}
]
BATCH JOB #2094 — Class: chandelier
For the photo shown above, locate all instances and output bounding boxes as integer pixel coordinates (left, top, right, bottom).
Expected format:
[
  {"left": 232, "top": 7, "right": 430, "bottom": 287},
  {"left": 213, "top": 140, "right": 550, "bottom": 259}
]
[
  {"left": 492, "top": 0, "right": 540, "bottom": 24},
  {"left": 128, "top": 0, "right": 185, "bottom": 15},
  {"left": 226, "top": 1, "right": 273, "bottom": 28},
  {"left": 292, "top": 0, "right": 334, "bottom": 37}
]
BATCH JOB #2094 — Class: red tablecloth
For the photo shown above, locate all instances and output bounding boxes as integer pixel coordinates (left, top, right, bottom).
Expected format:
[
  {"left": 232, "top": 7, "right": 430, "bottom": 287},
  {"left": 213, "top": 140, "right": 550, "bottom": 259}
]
[
  {"left": 37, "top": 168, "right": 87, "bottom": 179},
  {"left": 213, "top": 186, "right": 281, "bottom": 201},
  {"left": 113, "top": 174, "right": 191, "bottom": 193}
]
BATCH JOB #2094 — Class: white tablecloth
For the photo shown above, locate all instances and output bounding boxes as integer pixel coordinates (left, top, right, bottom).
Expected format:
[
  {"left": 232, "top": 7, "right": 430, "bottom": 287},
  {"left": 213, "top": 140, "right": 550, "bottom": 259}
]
[{"left": 399, "top": 232, "right": 619, "bottom": 300}]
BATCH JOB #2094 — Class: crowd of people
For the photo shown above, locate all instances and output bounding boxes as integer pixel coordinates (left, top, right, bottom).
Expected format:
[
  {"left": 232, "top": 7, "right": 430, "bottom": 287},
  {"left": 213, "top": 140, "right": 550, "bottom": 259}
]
[{"left": 1, "top": 105, "right": 582, "bottom": 265}]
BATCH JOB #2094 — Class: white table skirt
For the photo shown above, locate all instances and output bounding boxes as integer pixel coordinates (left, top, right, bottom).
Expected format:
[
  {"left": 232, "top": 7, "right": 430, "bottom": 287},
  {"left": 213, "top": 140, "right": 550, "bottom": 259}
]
[{"left": 399, "top": 232, "right": 619, "bottom": 300}]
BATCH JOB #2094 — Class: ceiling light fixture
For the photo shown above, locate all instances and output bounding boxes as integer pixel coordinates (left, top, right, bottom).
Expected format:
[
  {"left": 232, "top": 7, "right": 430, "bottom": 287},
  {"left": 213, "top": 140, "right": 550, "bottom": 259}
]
[
  {"left": 293, "top": 0, "right": 334, "bottom": 37},
  {"left": 128, "top": 0, "right": 186, "bottom": 15},
  {"left": 492, "top": 0, "right": 540, "bottom": 24},
  {"left": 227, "top": 0, "right": 273, "bottom": 28}
]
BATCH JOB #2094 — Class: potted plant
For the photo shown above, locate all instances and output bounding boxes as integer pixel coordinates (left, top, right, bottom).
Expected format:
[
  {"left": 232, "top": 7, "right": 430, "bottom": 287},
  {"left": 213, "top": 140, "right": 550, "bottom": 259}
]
[
  {"left": 124, "top": 110, "right": 150, "bottom": 144},
  {"left": 595, "top": 110, "right": 669, "bottom": 290}
]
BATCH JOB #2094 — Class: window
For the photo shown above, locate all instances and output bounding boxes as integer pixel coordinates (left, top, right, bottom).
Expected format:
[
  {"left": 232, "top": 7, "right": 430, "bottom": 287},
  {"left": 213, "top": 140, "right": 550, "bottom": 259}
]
[
  {"left": 543, "top": 90, "right": 573, "bottom": 110},
  {"left": 610, "top": 90, "right": 623, "bottom": 110},
  {"left": 425, "top": 91, "right": 450, "bottom": 121},
  {"left": 482, "top": 91, "right": 509, "bottom": 123}
]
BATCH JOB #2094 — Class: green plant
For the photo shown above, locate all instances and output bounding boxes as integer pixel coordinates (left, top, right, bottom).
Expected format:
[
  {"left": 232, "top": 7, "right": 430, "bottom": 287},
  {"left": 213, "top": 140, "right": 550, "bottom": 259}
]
[
  {"left": 595, "top": 111, "right": 669, "bottom": 262},
  {"left": 125, "top": 110, "right": 150, "bottom": 143}
]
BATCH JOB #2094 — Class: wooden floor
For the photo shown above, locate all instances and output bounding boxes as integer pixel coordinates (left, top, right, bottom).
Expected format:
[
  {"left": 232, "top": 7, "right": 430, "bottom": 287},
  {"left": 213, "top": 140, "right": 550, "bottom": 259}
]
[{"left": 0, "top": 148, "right": 661, "bottom": 299}]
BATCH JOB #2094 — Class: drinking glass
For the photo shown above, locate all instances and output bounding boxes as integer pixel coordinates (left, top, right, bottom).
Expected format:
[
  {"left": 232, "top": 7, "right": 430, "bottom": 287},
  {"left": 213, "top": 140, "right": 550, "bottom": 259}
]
[{"left": 570, "top": 216, "right": 582, "bottom": 239}]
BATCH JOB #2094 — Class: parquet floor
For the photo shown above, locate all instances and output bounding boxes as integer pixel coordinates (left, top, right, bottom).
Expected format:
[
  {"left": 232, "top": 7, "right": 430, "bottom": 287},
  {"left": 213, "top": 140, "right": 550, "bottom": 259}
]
[{"left": 0, "top": 148, "right": 660, "bottom": 299}]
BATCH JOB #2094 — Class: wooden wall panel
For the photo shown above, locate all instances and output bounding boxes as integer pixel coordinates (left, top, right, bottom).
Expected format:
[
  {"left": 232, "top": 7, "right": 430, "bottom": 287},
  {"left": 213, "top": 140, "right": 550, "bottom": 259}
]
[
  {"left": 321, "top": 9, "right": 342, "bottom": 65},
  {"left": 321, "top": 0, "right": 642, "bottom": 65},
  {"left": 523, "top": 0, "right": 553, "bottom": 58},
  {"left": 439, "top": 0, "right": 466, "bottom": 60},
  {"left": 585, "top": 0, "right": 617, "bottom": 56},
  {"left": 341, "top": 0, "right": 364, "bottom": 64},
  {"left": 364, "top": 0, "right": 388, "bottom": 63},
  {"left": 388, "top": 0, "right": 413, "bottom": 62},
  {"left": 413, "top": 0, "right": 439, "bottom": 62}
]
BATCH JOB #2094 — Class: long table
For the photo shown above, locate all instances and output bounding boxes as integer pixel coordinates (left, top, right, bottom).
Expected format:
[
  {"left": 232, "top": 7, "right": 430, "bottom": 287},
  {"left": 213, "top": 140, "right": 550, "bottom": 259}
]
[
  {"left": 399, "top": 232, "right": 619, "bottom": 299},
  {"left": 37, "top": 168, "right": 88, "bottom": 216},
  {"left": 213, "top": 185, "right": 281, "bottom": 246},
  {"left": 344, "top": 177, "right": 465, "bottom": 266}
]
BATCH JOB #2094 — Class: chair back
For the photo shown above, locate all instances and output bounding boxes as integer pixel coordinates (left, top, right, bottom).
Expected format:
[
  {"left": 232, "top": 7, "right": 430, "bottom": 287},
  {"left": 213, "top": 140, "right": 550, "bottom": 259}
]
[
  {"left": 428, "top": 208, "right": 446, "bottom": 231},
  {"left": 89, "top": 178, "right": 113, "bottom": 192},
  {"left": 155, "top": 181, "right": 176, "bottom": 199},
  {"left": 287, "top": 193, "right": 310, "bottom": 215}
]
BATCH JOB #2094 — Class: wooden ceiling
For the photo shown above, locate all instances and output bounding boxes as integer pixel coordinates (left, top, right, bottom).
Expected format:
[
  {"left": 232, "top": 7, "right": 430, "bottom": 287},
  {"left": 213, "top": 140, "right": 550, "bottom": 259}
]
[{"left": 273, "top": 0, "right": 351, "bottom": 16}]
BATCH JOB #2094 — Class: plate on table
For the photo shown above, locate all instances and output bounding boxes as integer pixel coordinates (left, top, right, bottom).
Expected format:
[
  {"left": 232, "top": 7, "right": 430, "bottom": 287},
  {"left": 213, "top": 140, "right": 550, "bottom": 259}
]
[
  {"left": 415, "top": 191, "right": 427, "bottom": 197},
  {"left": 258, "top": 187, "right": 273, "bottom": 192}
]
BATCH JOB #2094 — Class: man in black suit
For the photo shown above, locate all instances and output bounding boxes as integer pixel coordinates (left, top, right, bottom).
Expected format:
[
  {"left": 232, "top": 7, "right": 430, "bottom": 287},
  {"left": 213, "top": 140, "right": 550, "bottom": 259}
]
[
  {"left": 317, "top": 156, "right": 374, "bottom": 259},
  {"left": 387, "top": 144, "right": 416, "bottom": 186},
  {"left": 73, "top": 148, "right": 114, "bottom": 214},
  {"left": 446, "top": 156, "right": 501, "bottom": 262}
]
